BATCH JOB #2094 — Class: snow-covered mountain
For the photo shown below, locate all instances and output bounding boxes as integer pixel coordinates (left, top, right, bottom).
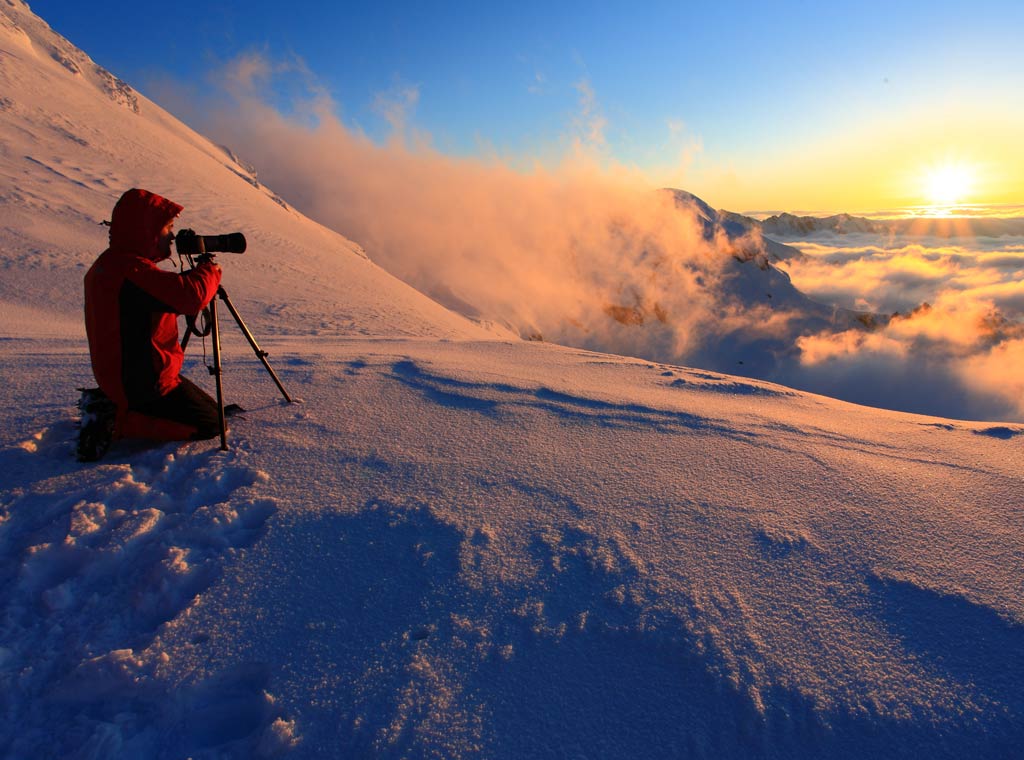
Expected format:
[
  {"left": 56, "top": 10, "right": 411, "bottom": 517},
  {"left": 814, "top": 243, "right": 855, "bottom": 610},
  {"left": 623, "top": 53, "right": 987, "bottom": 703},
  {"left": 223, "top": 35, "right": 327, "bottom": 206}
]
[
  {"left": 2, "top": 2, "right": 1023, "bottom": 759},
  {"left": 761, "top": 212, "right": 885, "bottom": 236},
  {"left": 668, "top": 189, "right": 805, "bottom": 262},
  {"left": 552, "top": 189, "right": 882, "bottom": 381},
  {"left": 761, "top": 210, "right": 1024, "bottom": 239}
]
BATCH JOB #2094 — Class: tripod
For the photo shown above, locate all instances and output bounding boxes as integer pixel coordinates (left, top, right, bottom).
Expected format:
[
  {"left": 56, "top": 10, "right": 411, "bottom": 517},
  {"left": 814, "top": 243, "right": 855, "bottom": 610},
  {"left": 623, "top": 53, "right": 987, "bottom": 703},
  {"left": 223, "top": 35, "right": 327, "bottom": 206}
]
[{"left": 182, "top": 280, "right": 294, "bottom": 451}]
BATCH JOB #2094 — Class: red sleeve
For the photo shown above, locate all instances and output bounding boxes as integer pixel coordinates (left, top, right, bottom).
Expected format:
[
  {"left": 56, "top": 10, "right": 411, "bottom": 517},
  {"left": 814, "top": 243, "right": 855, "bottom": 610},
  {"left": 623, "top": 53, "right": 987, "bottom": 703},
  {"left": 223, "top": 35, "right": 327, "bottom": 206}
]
[{"left": 124, "top": 260, "right": 222, "bottom": 315}]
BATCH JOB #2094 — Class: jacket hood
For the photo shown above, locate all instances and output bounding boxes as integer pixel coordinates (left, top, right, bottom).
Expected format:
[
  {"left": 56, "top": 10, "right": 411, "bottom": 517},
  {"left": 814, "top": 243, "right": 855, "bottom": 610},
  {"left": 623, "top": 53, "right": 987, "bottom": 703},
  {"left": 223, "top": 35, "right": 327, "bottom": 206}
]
[{"left": 108, "top": 188, "right": 183, "bottom": 258}]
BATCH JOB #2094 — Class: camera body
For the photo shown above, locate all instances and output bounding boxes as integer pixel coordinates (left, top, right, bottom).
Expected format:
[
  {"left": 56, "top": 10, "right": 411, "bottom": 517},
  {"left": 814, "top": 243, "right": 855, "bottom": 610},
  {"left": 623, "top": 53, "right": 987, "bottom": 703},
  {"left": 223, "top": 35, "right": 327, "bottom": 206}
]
[{"left": 175, "top": 229, "right": 247, "bottom": 256}]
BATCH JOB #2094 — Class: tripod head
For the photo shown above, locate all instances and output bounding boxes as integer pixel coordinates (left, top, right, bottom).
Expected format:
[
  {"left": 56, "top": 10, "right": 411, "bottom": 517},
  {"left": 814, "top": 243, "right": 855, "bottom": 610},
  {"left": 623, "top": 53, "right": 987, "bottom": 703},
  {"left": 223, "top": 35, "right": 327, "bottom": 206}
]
[{"left": 193, "top": 252, "right": 217, "bottom": 266}]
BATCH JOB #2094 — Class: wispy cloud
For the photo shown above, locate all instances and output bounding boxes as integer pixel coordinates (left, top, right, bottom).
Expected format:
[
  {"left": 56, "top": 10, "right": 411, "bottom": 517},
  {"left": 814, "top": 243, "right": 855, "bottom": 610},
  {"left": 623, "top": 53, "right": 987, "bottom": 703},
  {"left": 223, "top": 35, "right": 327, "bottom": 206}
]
[
  {"left": 371, "top": 82, "right": 421, "bottom": 136},
  {"left": 527, "top": 70, "right": 547, "bottom": 95},
  {"left": 571, "top": 79, "right": 607, "bottom": 152}
]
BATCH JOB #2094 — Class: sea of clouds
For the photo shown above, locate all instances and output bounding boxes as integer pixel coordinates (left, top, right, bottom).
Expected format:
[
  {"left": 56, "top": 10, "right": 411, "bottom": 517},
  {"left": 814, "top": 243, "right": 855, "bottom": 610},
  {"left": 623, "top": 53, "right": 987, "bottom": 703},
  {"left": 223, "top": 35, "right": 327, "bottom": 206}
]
[{"left": 778, "top": 235, "right": 1024, "bottom": 420}]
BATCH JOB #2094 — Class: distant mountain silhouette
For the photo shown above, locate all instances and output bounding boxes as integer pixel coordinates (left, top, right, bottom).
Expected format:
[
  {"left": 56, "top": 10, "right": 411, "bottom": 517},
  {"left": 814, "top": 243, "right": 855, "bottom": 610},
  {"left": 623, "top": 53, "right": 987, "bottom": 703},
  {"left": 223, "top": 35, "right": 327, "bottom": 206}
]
[{"left": 761, "top": 212, "right": 884, "bottom": 236}]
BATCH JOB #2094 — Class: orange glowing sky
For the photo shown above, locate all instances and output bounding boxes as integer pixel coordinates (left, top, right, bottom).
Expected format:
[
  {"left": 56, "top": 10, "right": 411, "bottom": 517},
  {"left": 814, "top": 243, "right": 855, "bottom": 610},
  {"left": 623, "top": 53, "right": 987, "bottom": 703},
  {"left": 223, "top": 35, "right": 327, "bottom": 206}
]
[{"left": 667, "top": 105, "right": 1024, "bottom": 216}]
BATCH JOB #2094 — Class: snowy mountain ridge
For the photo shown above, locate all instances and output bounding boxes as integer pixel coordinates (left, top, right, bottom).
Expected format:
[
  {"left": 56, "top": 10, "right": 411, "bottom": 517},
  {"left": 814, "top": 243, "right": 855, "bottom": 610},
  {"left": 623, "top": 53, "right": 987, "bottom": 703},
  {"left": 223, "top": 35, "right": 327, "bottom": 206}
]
[
  {"left": 759, "top": 209, "right": 1024, "bottom": 238},
  {"left": 0, "top": 0, "right": 139, "bottom": 113},
  {"left": 761, "top": 211, "right": 884, "bottom": 236}
]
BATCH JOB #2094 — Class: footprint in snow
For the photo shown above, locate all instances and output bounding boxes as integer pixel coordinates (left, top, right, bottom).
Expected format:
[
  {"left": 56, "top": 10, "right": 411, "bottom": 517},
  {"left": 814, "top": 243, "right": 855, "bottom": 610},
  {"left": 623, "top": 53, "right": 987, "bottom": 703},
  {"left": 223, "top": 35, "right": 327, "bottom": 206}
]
[{"left": 0, "top": 441, "right": 281, "bottom": 757}]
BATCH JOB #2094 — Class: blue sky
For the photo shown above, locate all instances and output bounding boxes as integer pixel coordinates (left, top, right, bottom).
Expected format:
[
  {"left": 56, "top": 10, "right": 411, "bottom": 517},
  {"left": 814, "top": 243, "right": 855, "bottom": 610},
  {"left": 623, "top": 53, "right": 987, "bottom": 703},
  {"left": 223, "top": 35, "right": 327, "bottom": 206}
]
[{"left": 32, "top": 0, "right": 1024, "bottom": 212}]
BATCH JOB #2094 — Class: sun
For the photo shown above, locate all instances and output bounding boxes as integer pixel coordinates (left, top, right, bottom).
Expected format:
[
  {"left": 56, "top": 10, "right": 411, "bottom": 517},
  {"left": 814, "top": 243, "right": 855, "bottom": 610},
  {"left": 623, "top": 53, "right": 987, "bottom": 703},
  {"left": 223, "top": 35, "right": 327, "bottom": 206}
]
[{"left": 922, "top": 162, "right": 976, "bottom": 207}]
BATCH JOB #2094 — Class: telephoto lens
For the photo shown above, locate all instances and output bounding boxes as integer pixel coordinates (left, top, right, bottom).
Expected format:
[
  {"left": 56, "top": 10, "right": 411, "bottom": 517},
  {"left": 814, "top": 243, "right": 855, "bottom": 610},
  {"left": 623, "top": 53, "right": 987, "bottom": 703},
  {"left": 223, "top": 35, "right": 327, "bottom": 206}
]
[{"left": 175, "top": 229, "right": 247, "bottom": 255}]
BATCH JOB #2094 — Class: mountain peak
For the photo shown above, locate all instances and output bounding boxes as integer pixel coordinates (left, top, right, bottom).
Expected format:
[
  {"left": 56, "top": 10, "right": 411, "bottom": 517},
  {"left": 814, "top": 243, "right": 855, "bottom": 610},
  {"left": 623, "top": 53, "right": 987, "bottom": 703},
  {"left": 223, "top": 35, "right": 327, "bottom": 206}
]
[
  {"left": 1, "top": 0, "right": 140, "bottom": 112},
  {"left": 760, "top": 211, "right": 882, "bottom": 235}
]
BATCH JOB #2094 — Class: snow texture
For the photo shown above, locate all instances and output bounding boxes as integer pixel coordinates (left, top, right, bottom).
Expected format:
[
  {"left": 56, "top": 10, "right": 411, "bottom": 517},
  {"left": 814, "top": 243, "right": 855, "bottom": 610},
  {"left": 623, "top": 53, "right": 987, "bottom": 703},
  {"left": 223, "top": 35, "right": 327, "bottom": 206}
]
[{"left": 1, "top": 2, "right": 1023, "bottom": 758}]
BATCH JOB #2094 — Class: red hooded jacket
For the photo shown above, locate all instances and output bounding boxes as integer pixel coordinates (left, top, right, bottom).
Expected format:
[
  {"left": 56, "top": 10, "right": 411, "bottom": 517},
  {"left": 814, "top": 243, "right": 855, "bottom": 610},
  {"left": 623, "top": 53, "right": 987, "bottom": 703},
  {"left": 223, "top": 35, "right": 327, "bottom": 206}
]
[{"left": 85, "top": 189, "right": 221, "bottom": 413}]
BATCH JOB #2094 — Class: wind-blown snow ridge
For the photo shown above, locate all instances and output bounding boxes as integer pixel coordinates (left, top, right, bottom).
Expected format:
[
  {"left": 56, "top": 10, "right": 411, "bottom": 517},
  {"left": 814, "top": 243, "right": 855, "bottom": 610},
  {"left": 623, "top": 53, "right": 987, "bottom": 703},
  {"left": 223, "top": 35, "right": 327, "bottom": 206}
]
[{"left": 2, "top": 2, "right": 1024, "bottom": 758}]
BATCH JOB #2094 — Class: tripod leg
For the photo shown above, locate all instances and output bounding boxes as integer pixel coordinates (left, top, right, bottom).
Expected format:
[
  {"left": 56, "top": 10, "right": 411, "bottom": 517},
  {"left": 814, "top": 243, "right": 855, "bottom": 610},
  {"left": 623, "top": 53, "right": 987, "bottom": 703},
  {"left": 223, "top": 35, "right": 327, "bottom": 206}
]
[
  {"left": 209, "top": 298, "right": 229, "bottom": 450},
  {"left": 217, "top": 287, "right": 294, "bottom": 403}
]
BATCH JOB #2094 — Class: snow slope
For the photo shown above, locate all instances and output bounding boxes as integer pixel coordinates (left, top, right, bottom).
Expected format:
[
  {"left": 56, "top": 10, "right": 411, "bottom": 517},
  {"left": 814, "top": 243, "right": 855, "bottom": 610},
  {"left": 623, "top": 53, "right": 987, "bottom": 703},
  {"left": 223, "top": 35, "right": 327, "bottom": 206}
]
[
  {"left": 4, "top": 340, "right": 1023, "bottom": 758},
  {"left": 2, "top": 2, "right": 1024, "bottom": 758},
  {"left": 0, "top": 0, "right": 497, "bottom": 343}
]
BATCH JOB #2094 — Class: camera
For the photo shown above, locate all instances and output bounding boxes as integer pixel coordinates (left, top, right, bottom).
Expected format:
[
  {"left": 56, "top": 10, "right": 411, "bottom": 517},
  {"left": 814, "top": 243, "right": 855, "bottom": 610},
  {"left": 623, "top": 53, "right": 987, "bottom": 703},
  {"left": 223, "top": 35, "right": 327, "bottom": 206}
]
[{"left": 175, "top": 229, "right": 247, "bottom": 256}]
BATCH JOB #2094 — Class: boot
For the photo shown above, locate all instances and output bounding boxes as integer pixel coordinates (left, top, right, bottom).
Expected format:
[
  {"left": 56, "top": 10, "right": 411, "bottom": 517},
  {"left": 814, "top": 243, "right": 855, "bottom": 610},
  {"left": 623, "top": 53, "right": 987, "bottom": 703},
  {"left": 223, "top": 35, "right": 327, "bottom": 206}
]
[{"left": 77, "top": 387, "right": 116, "bottom": 462}]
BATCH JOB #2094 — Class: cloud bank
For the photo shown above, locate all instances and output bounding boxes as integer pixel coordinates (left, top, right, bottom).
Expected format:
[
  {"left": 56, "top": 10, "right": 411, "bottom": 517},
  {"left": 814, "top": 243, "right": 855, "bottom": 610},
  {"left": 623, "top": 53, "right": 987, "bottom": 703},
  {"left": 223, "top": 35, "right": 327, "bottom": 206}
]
[
  {"left": 173, "top": 54, "right": 1024, "bottom": 422},
  {"left": 187, "top": 55, "right": 764, "bottom": 359},
  {"left": 781, "top": 237, "right": 1024, "bottom": 420}
]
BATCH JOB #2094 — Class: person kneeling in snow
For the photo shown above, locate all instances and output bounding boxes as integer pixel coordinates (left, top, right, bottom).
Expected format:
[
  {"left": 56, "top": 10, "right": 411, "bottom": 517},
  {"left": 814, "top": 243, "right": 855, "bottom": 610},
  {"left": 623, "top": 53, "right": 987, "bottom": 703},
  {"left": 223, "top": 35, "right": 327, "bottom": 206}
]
[{"left": 79, "top": 188, "right": 222, "bottom": 461}]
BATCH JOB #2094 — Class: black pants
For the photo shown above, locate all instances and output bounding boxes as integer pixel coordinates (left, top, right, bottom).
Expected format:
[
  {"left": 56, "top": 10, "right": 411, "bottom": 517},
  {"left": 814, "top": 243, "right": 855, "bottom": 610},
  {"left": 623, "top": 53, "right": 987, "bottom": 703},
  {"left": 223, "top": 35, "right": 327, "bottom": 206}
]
[{"left": 132, "top": 377, "right": 220, "bottom": 440}]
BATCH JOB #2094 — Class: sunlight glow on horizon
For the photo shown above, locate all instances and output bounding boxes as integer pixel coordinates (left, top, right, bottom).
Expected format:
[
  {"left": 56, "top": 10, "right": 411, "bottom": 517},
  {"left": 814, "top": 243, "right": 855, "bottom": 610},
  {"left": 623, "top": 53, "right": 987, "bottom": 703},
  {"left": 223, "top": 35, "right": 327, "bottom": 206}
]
[
  {"left": 922, "top": 162, "right": 977, "bottom": 209},
  {"left": 681, "top": 108, "right": 1023, "bottom": 218}
]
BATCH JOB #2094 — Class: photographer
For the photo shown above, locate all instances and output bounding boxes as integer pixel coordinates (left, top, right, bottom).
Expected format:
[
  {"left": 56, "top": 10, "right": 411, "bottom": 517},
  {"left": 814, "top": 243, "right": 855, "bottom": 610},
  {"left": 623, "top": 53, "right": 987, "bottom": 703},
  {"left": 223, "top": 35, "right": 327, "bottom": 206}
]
[{"left": 80, "top": 188, "right": 222, "bottom": 460}]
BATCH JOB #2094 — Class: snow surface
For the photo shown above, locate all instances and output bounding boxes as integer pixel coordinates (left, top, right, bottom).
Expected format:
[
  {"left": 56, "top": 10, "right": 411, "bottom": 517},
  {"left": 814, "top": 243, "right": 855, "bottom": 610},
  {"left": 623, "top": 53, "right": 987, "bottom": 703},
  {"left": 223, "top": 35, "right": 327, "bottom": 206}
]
[{"left": 2, "top": 2, "right": 1024, "bottom": 758}]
